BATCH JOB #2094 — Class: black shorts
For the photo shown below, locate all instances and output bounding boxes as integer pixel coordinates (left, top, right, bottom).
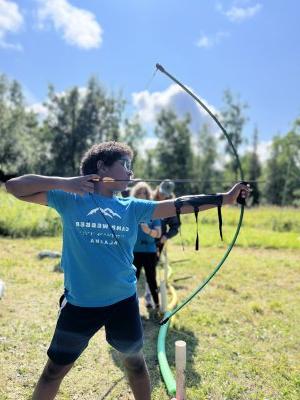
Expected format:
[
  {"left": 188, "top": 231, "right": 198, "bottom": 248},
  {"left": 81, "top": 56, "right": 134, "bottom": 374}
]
[{"left": 47, "top": 294, "right": 143, "bottom": 365}]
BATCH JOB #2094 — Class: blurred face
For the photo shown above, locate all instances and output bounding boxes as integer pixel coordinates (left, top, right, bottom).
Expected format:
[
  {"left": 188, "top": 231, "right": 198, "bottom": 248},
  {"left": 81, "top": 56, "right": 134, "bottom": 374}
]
[
  {"left": 135, "top": 188, "right": 149, "bottom": 200},
  {"left": 98, "top": 156, "right": 133, "bottom": 192}
]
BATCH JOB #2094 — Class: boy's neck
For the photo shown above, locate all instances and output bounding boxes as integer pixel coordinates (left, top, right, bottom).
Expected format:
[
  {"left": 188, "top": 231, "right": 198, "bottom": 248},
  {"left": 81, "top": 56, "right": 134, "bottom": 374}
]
[{"left": 94, "top": 183, "right": 115, "bottom": 198}]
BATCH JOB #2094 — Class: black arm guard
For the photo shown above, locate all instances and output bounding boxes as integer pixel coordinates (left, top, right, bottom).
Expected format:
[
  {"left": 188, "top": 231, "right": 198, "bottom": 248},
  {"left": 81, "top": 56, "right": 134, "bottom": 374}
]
[
  {"left": 174, "top": 194, "right": 223, "bottom": 250},
  {"left": 174, "top": 194, "right": 223, "bottom": 210}
]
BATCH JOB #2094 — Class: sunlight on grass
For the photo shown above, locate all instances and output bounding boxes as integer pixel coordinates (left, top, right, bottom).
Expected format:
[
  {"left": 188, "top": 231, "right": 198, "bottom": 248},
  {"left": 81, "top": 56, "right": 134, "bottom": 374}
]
[{"left": 0, "top": 189, "right": 299, "bottom": 399}]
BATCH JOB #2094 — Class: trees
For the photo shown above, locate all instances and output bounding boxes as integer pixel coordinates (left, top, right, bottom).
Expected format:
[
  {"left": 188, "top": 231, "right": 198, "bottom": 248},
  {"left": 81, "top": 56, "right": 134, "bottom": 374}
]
[
  {"left": 154, "top": 110, "right": 194, "bottom": 194},
  {"left": 0, "top": 72, "right": 299, "bottom": 207},
  {"left": 121, "top": 116, "right": 145, "bottom": 178},
  {"left": 194, "top": 123, "right": 220, "bottom": 194},
  {"left": 264, "top": 127, "right": 300, "bottom": 205},
  {"left": 43, "top": 77, "right": 125, "bottom": 176},
  {"left": 220, "top": 90, "right": 248, "bottom": 181},
  {"left": 0, "top": 74, "right": 40, "bottom": 176},
  {"left": 242, "top": 127, "right": 262, "bottom": 205}
]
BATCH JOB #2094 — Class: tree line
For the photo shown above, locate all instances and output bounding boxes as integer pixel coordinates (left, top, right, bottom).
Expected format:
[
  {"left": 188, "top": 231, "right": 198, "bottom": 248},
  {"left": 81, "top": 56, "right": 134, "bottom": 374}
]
[{"left": 0, "top": 73, "right": 299, "bottom": 206}]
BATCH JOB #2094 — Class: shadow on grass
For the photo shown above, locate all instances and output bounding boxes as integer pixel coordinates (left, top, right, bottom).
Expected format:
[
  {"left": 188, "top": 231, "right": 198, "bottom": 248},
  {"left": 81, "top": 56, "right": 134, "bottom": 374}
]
[{"left": 97, "top": 374, "right": 126, "bottom": 400}]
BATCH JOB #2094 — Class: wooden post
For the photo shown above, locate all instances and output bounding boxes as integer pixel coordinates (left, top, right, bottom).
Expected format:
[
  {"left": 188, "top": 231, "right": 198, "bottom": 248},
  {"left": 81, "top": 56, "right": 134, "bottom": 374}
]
[{"left": 175, "top": 340, "right": 186, "bottom": 399}]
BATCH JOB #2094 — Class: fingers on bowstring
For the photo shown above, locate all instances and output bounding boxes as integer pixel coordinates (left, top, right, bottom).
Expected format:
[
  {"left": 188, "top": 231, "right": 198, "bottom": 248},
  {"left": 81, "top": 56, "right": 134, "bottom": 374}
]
[{"left": 102, "top": 177, "right": 116, "bottom": 183}]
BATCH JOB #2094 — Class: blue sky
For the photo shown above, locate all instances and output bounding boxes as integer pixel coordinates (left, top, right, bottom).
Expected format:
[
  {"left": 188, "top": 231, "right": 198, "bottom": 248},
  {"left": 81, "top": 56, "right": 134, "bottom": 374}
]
[{"left": 1, "top": 0, "right": 300, "bottom": 159}]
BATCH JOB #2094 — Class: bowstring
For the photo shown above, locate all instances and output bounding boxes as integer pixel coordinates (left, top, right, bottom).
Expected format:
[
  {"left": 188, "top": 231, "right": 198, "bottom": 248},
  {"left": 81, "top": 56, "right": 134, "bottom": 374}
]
[{"left": 154, "top": 64, "right": 246, "bottom": 325}]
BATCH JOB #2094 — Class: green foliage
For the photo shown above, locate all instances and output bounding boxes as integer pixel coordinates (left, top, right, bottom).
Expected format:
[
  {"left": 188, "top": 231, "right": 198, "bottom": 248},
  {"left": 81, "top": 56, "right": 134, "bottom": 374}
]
[
  {"left": 43, "top": 77, "right": 126, "bottom": 176},
  {"left": 242, "top": 127, "right": 262, "bottom": 205},
  {"left": 221, "top": 89, "right": 248, "bottom": 180},
  {"left": 0, "top": 73, "right": 300, "bottom": 206},
  {"left": 155, "top": 110, "right": 194, "bottom": 195},
  {"left": 193, "top": 123, "right": 223, "bottom": 194},
  {"left": 0, "top": 74, "right": 41, "bottom": 175},
  {"left": 264, "top": 128, "right": 300, "bottom": 205},
  {"left": 121, "top": 116, "right": 146, "bottom": 178},
  {"left": 0, "top": 188, "right": 61, "bottom": 237}
]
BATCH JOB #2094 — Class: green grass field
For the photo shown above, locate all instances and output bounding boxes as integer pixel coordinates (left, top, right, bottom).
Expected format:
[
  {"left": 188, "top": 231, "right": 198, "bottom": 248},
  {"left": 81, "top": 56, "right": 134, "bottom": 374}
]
[{"left": 0, "top": 191, "right": 299, "bottom": 399}]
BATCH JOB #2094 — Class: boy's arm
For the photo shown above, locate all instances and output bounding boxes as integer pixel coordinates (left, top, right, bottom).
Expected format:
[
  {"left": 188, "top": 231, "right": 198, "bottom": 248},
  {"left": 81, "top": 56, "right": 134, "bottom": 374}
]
[
  {"left": 152, "top": 182, "right": 250, "bottom": 220},
  {"left": 5, "top": 174, "right": 100, "bottom": 205}
]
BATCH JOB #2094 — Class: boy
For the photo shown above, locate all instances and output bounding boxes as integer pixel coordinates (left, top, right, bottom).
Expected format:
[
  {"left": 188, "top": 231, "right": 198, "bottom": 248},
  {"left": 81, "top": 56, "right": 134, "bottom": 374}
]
[{"left": 5, "top": 141, "right": 249, "bottom": 400}]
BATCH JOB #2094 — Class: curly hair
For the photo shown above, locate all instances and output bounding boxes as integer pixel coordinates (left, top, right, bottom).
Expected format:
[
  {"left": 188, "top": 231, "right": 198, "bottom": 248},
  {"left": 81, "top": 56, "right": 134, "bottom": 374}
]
[
  {"left": 80, "top": 141, "right": 133, "bottom": 175},
  {"left": 130, "top": 182, "right": 153, "bottom": 200}
]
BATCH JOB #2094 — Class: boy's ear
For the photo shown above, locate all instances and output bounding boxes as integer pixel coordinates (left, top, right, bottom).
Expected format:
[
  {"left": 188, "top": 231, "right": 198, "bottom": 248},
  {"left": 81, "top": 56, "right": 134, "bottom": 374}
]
[{"left": 97, "top": 160, "right": 107, "bottom": 172}]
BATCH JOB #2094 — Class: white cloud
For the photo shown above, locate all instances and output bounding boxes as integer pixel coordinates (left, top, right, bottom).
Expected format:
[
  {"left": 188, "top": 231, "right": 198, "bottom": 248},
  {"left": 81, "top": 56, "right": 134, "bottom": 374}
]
[
  {"left": 26, "top": 102, "right": 48, "bottom": 119},
  {"left": 196, "top": 31, "right": 229, "bottom": 49},
  {"left": 221, "top": 2, "right": 262, "bottom": 23},
  {"left": 0, "top": 0, "right": 23, "bottom": 50},
  {"left": 25, "top": 86, "right": 88, "bottom": 120},
  {"left": 241, "top": 140, "right": 272, "bottom": 164},
  {"left": 256, "top": 141, "right": 271, "bottom": 162},
  {"left": 196, "top": 35, "right": 213, "bottom": 49},
  {"left": 37, "top": 0, "right": 103, "bottom": 49},
  {"left": 137, "top": 136, "right": 158, "bottom": 158},
  {"left": 131, "top": 85, "right": 275, "bottom": 168},
  {"left": 132, "top": 84, "right": 219, "bottom": 134}
]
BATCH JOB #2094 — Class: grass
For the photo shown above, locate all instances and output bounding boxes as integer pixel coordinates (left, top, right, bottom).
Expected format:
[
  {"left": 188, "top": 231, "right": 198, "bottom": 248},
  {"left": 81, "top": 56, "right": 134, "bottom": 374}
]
[
  {"left": 174, "top": 207, "right": 300, "bottom": 250},
  {"left": 0, "top": 189, "right": 61, "bottom": 237},
  {"left": 1, "top": 188, "right": 300, "bottom": 248},
  {"left": 0, "top": 233, "right": 299, "bottom": 399},
  {"left": 0, "top": 191, "right": 299, "bottom": 398}
]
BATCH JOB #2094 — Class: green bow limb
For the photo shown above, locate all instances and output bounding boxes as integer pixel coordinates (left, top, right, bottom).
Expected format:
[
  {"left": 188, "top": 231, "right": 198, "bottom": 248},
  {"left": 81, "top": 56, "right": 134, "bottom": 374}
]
[{"left": 155, "top": 63, "right": 245, "bottom": 325}]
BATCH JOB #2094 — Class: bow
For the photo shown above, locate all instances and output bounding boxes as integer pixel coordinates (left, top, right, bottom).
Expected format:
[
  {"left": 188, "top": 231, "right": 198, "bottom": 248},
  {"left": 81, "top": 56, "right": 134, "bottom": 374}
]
[{"left": 155, "top": 63, "right": 246, "bottom": 325}]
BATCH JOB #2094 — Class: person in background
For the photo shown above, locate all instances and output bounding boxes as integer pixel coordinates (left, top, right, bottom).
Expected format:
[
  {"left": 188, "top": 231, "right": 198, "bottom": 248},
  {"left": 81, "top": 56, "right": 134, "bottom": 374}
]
[
  {"left": 5, "top": 139, "right": 249, "bottom": 400},
  {"left": 131, "top": 182, "right": 162, "bottom": 311},
  {"left": 144, "top": 179, "right": 180, "bottom": 308},
  {"left": 153, "top": 179, "right": 179, "bottom": 258}
]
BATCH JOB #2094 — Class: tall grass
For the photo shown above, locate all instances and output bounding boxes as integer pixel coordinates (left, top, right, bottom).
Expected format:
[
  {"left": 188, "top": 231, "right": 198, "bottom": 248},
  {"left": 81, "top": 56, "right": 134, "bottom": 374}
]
[
  {"left": 1, "top": 188, "right": 300, "bottom": 249},
  {"left": 0, "top": 188, "right": 61, "bottom": 237}
]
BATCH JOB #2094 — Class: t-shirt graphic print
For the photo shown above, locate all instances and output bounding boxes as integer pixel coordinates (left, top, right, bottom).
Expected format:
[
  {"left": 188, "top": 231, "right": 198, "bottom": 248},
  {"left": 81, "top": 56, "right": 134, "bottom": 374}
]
[{"left": 47, "top": 190, "right": 157, "bottom": 307}]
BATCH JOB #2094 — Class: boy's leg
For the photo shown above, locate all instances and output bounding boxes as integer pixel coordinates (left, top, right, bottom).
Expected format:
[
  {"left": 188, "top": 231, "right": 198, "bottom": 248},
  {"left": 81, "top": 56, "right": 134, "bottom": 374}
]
[
  {"left": 34, "top": 300, "right": 105, "bottom": 399},
  {"left": 32, "top": 359, "right": 74, "bottom": 400},
  {"left": 105, "top": 294, "right": 150, "bottom": 399},
  {"left": 121, "top": 351, "right": 151, "bottom": 400}
]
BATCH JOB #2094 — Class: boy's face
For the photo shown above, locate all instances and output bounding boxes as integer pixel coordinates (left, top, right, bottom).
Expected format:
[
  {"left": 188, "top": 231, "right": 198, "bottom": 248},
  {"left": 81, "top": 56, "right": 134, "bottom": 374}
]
[{"left": 99, "top": 156, "right": 133, "bottom": 191}]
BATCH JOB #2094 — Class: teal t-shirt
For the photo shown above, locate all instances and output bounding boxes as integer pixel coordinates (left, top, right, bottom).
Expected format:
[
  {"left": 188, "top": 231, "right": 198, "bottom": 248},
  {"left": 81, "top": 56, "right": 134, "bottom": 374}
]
[
  {"left": 133, "top": 219, "right": 161, "bottom": 253},
  {"left": 47, "top": 190, "right": 157, "bottom": 307}
]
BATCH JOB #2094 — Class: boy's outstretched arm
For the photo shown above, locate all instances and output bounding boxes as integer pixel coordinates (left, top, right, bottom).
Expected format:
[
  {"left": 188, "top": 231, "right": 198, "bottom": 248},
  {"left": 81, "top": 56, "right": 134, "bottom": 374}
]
[
  {"left": 152, "top": 182, "right": 250, "bottom": 220},
  {"left": 5, "top": 174, "right": 99, "bottom": 205}
]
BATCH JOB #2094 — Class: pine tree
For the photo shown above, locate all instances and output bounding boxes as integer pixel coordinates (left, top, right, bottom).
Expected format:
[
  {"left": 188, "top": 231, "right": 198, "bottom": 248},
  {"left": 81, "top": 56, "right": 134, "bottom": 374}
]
[
  {"left": 154, "top": 110, "right": 194, "bottom": 194},
  {"left": 221, "top": 90, "right": 248, "bottom": 180}
]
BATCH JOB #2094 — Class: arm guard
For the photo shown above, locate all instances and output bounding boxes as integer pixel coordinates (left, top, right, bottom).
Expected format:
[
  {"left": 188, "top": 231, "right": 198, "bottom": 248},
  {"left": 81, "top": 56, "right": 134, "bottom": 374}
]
[{"left": 174, "top": 194, "right": 223, "bottom": 250}]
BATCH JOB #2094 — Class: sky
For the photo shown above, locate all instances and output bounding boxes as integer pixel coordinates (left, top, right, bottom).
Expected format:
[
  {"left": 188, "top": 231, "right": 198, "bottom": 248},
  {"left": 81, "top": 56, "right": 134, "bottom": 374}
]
[{"left": 1, "top": 0, "right": 300, "bottom": 160}]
